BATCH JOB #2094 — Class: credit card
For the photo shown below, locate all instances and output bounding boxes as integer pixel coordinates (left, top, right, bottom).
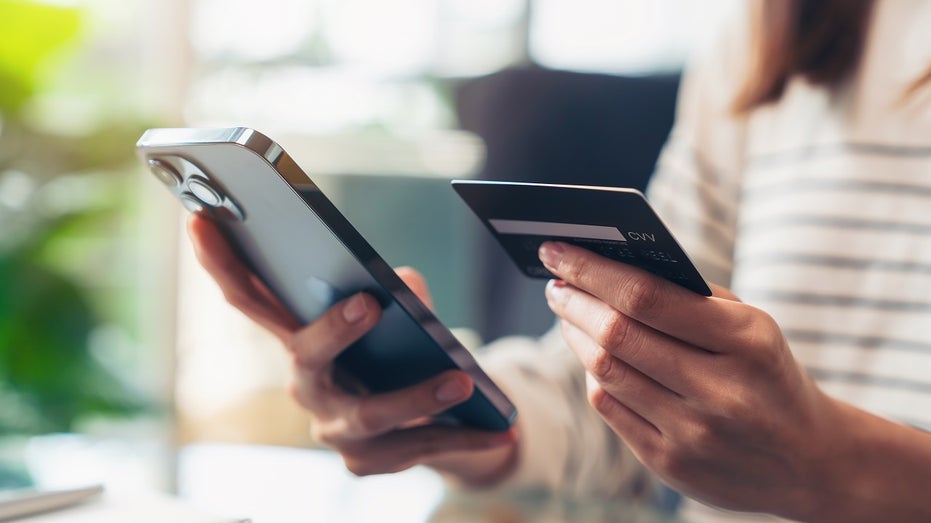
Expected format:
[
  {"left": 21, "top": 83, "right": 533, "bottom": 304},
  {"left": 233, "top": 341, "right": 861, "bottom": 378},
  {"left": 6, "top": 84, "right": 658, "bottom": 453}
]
[{"left": 452, "top": 180, "right": 712, "bottom": 296}]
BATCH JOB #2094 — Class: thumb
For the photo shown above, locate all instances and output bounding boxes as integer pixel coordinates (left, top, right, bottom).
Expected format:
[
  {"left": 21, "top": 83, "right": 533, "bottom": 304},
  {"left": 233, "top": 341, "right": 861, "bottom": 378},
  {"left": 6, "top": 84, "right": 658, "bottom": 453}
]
[
  {"left": 710, "top": 282, "right": 742, "bottom": 302},
  {"left": 395, "top": 266, "right": 434, "bottom": 311}
]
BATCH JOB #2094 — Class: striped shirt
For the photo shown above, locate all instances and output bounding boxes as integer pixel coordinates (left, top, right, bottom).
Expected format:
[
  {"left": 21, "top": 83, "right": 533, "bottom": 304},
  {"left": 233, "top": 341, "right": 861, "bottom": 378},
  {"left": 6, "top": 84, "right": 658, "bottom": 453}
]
[{"left": 479, "top": 1, "right": 931, "bottom": 521}]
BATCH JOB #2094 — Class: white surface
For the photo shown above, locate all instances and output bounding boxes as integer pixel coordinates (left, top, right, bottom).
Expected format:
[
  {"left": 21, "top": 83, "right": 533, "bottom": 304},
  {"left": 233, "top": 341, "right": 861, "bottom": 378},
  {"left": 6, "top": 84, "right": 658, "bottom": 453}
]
[
  {"left": 176, "top": 443, "right": 681, "bottom": 523},
  {"left": 10, "top": 489, "right": 240, "bottom": 523},
  {"left": 23, "top": 433, "right": 171, "bottom": 494},
  {"left": 0, "top": 486, "right": 102, "bottom": 521},
  {"left": 178, "top": 444, "right": 446, "bottom": 523}
]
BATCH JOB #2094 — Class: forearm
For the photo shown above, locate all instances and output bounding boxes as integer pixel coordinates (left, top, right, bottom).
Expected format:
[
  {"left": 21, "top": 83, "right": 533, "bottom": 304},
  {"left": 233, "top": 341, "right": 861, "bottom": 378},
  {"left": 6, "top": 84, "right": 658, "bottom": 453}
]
[{"left": 805, "top": 398, "right": 931, "bottom": 523}]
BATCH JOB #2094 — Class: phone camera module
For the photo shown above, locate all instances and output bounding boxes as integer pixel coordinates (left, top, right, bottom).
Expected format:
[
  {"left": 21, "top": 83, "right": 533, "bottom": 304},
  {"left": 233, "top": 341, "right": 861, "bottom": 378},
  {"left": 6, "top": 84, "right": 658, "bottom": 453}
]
[
  {"left": 148, "top": 158, "right": 183, "bottom": 188},
  {"left": 179, "top": 193, "right": 207, "bottom": 214},
  {"left": 187, "top": 177, "right": 224, "bottom": 207}
]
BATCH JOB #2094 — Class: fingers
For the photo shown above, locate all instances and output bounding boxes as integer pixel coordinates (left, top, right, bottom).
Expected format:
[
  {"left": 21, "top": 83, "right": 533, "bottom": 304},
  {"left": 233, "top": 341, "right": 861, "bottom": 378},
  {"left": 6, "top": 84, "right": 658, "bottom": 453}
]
[
  {"left": 584, "top": 374, "right": 662, "bottom": 456},
  {"left": 189, "top": 213, "right": 384, "bottom": 389},
  {"left": 539, "top": 241, "right": 763, "bottom": 353},
  {"left": 339, "top": 424, "right": 517, "bottom": 476},
  {"left": 395, "top": 266, "right": 434, "bottom": 311},
  {"left": 334, "top": 370, "right": 475, "bottom": 439},
  {"left": 710, "top": 282, "right": 742, "bottom": 302},
  {"left": 287, "top": 292, "right": 382, "bottom": 371},
  {"left": 187, "top": 214, "right": 300, "bottom": 340},
  {"left": 546, "top": 280, "right": 711, "bottom": 396},
  {"left": 188, "top": 217, "right": 512, "bottom": 479},
  {"left": 560, "top": 320, "right": 684, "bottom": 432},
  {"left": 305, "top": 370, "right": 516, "bottom": 477}
]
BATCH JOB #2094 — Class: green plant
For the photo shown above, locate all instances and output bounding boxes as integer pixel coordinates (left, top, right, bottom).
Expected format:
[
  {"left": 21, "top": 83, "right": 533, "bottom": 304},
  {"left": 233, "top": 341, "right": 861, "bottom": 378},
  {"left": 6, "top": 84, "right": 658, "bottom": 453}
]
[
  {"left": 0, "top": 0, "right": 152, "bottom": 436},
  {"left": 0, "top": 0, "right": 80, "bottom": 115},
  {"left": 0, "top": 187, "right": 146, "bottom": 434}
]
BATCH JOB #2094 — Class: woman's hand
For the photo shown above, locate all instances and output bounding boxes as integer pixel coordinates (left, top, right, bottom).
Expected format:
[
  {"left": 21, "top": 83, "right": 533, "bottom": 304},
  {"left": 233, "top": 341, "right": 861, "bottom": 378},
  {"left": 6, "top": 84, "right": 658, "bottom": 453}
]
[
  {"left": 187, "top": 214, "right": 516, "bottom": 484},
  {"left": 538, "top": 240, "right": 851, "bottom": 519}
]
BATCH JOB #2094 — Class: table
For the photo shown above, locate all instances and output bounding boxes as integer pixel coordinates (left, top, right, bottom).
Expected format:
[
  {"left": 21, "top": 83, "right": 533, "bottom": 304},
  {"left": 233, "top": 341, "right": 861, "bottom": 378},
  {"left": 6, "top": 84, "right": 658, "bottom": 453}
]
[{"left": 177, "top": 443, "right": 681, "bottom": 523}]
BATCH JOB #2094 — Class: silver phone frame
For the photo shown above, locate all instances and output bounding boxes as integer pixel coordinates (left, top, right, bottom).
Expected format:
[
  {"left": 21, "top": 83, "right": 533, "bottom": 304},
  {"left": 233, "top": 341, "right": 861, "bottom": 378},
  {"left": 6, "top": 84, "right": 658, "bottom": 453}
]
[{"left": 137, "top": 127, "right": 517, "bottom": 429}]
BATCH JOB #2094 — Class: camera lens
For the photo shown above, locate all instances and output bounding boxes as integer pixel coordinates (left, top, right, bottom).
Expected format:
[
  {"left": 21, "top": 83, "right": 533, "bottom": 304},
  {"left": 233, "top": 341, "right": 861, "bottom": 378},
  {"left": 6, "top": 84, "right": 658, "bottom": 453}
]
[
  {"left": 148, "top": 158, "right": 182, "bottom": 188},
  {"left": 179, "top": 193, "right": 207, "bottom": 214},
  {"left": 187, "top": 177, "right": 223, "bottom": 207}
]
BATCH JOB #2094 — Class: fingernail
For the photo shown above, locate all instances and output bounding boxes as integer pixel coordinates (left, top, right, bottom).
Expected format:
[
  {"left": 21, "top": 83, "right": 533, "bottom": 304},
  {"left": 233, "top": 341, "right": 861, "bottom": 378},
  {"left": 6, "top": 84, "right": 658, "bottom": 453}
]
[
  {"left": 539, "top": 242, "right": 565, "bottom": 271},
  {"left": 342, "top": 294, "right": 368, "bottom": 323},
  {"left": 545, "top": 279, "right": 568, "bottom": 304},
  {"left": 435, "top": 379, "right": 470, "bottom": 403}
]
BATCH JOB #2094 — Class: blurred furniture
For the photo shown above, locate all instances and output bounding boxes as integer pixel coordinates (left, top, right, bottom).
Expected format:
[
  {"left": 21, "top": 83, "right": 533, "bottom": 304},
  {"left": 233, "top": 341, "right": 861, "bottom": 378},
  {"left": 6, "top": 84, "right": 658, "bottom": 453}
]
[{"left": 455, "top": 67, "right": 681, "bottom": 341}]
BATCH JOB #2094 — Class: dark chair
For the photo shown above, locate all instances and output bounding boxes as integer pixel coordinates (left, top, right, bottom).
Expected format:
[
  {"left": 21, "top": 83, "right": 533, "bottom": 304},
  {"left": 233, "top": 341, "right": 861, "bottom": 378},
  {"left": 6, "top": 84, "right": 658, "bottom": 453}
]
[{"left": 455, "top": 67, "right": 680, "bottom": 341}]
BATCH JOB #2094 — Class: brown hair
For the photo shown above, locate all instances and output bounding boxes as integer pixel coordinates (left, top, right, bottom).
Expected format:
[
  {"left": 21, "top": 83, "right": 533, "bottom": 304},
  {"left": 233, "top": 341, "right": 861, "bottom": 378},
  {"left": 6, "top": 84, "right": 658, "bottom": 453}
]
[{"left": 733, "top": 0, "right": 877, "bottom": 113}]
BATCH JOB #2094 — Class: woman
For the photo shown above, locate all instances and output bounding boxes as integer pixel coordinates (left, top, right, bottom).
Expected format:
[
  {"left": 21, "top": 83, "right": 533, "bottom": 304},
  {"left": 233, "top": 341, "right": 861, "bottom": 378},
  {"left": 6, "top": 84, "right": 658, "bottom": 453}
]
[{"left": 187, "top": 0, "right": 931, "bottom": 520}]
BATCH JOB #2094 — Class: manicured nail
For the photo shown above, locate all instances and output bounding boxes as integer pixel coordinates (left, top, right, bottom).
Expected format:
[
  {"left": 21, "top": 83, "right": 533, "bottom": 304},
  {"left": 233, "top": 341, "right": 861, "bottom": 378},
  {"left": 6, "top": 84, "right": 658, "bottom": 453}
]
[
  {"left": 342, "top": 294, "right": 368, "bottom": 323},
  {"left": 545, "top": 279, "right": 568, "bottom": 307},
  {"left": 538, "top": 242, "right": 565, "bottom": 271},
  {"left": 435, "top": 379, "right": 469, "bottom": 402}
]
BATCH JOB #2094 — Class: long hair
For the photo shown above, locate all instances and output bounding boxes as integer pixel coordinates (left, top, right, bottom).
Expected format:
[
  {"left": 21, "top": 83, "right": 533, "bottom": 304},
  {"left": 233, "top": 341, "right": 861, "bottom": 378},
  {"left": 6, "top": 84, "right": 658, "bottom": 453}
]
[{"left": 732, "top": 0, "right": 881, "bottom": 113}]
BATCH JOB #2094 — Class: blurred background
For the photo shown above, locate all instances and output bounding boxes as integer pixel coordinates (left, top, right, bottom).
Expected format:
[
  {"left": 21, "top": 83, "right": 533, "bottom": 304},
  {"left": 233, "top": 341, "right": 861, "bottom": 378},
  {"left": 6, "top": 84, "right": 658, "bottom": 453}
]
[{"left": 0, "top": 0, "right": 737, "bottom": 511}]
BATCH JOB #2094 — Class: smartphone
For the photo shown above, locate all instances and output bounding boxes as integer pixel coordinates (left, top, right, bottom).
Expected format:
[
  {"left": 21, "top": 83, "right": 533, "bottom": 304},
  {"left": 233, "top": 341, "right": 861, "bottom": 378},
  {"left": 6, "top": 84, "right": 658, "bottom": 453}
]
[
  {"left": 452, "top": 180, "right": 712, "bottom": 296},
  {"left": 136, "top": 127, "right": 516, "bottom": 431}
]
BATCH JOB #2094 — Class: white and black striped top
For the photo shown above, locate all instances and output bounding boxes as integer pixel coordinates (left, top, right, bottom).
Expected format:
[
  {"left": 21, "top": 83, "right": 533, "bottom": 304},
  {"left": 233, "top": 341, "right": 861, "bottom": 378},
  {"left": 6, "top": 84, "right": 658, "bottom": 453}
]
[{"left": 481, "top": 2, "right": 931, "bottom": 521}]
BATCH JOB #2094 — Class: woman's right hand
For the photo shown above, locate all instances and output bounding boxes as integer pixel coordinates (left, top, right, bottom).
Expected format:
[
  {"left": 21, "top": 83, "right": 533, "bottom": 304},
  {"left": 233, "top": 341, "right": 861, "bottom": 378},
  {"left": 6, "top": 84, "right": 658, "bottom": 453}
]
[{"left": 187, "top": 214, "right": 518, "bottom": 484}]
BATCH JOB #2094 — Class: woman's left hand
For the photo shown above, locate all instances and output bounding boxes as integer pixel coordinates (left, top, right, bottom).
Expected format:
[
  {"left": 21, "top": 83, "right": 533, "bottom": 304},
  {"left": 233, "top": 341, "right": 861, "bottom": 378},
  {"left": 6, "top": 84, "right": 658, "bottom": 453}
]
[{"left": 539, "top": 240, "right": 842, "bottom": 518}]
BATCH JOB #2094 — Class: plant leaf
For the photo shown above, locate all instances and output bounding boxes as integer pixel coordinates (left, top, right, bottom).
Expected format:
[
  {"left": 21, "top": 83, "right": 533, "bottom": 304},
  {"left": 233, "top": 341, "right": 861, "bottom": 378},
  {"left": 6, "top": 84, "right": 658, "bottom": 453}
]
[{"left": 0, "top": 0, "right": 82, "bottom": 113}]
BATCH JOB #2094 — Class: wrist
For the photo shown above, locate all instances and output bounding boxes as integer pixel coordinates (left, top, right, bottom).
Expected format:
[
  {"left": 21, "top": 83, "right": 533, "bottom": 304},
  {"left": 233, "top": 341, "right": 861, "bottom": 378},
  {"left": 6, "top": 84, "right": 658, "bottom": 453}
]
[
  {"left": 796, "top": 397, "right": 866, "bottom": 523},
  {"left": 799, "top": 397, "right": 931, "bottom": 523},
  {"left": 431, "top": 438, "right": 520, "bottom": 489}
]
